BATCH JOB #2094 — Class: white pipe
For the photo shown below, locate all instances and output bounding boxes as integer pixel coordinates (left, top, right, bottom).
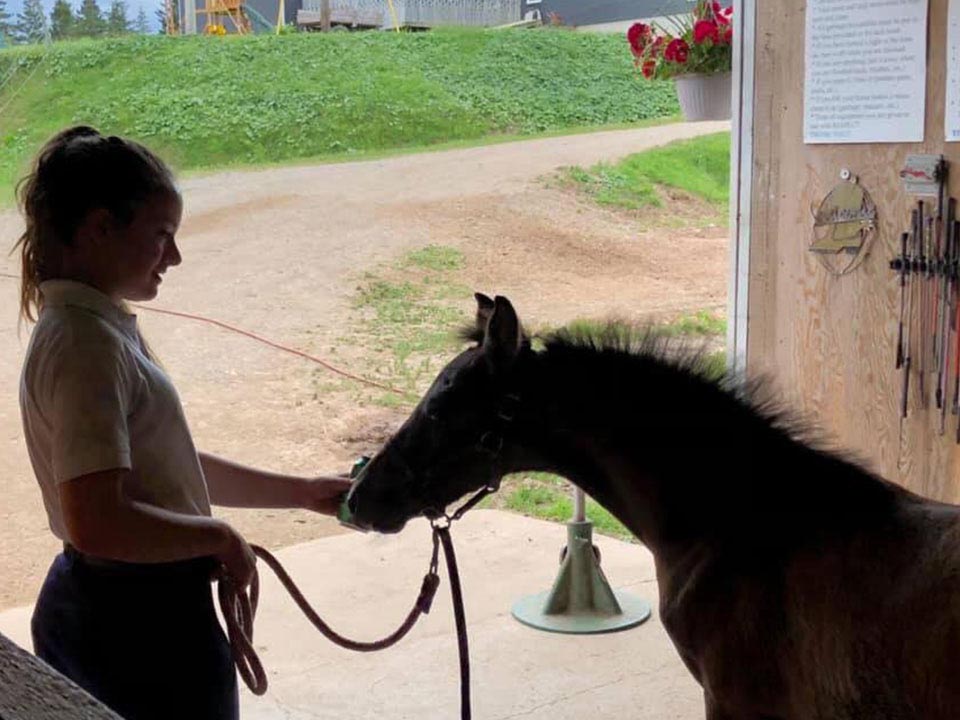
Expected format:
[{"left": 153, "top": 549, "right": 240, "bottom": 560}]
[{"left": 727, "top": 0, "right": 756, "bottom": 374}]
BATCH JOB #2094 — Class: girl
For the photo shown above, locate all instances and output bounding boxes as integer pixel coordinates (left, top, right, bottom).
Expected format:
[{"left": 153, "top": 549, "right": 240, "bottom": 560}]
[{"left": 14, "top": 126, "right": 352, "bottom": 719}]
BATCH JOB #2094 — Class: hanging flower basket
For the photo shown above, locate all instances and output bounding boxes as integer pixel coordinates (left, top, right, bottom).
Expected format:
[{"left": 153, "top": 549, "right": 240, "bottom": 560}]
[
  {"left": 674, "top": 71, "right": 732, "bottom": 121},
  {"left": 627, "top": 1, "right": 733, "bottom": 122}
]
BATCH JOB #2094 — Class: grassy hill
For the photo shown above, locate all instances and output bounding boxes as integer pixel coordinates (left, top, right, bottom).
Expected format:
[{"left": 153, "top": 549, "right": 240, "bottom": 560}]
[{"left": 0, "top": 29, "right": 679, "bottom": 202}]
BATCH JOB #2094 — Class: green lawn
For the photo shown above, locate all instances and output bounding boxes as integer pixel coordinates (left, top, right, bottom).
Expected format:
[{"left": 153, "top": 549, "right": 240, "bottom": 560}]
[
  {"left": 0, "top": 29, "right": 680, "bottom": 203},
  {"left": 565, "top": 131, "right": 731, "bottom": 210}
]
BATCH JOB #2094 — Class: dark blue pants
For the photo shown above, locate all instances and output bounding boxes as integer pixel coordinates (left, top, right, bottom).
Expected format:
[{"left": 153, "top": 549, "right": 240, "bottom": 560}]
[{"left": 32, "top": 549, "right": 239, "bottom": 720}]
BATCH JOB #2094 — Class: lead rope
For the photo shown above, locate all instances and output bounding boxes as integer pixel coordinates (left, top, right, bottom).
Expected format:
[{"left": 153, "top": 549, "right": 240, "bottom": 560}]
[
  {"left": 218, "top": 538, "right": 440, "bottom": 696},
  {"left": 434, "top": 523, "right": 471, "bottom": 719},
  {"left": 218, "top": 483, "right": 498, "bottom": 719}
]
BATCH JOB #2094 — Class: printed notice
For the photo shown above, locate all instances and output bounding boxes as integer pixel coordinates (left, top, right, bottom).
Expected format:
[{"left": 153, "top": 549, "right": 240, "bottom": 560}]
[
  {"left": 948, "top": 0, "right": 960, "bottom": 141},
  {"left": 805, "top": 0, "right": 928, "bottom": 144}
]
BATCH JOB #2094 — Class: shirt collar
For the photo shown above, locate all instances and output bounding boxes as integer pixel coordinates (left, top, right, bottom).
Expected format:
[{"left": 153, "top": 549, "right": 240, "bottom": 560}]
[{"left": 39, "top": 280, "right": 139, "bottom": 336}]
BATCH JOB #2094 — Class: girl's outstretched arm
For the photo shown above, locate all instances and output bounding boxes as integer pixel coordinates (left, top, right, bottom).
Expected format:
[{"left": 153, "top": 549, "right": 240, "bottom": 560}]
[{"left": 200, "top": 451, "right": 351, "bottom": 515}]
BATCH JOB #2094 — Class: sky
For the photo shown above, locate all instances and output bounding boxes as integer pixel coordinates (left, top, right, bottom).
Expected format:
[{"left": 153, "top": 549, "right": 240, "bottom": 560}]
[{"left": 6, "top": 0, "right": 164, "bottom": 33}]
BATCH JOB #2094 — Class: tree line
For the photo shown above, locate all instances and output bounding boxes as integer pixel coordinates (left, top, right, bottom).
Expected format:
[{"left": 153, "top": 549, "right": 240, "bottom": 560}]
[{"left": 0, "top": 0, "right": 180, "bottom": 45}]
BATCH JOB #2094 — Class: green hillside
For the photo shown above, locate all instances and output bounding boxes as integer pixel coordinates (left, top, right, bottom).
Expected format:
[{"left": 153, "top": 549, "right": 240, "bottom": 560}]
[{"left": 0, "top": 29, "right": 679, "bottom": 201}]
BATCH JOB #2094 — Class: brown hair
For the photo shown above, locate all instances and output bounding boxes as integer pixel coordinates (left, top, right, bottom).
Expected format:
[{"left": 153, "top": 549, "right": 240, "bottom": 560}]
[{"left": 12, "top": 126, "right": 178, "bottom": 322}]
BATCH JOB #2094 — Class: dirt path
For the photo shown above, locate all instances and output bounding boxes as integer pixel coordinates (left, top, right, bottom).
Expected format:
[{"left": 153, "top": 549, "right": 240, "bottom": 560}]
[{"left": 0, "top": 121, "right": 729, "bottom": 609}]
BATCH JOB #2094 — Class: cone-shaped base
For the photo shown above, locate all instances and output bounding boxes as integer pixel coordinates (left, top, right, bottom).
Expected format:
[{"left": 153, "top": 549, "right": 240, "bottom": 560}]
[{"left": 511, "top": 521, "right": 651, "bottom": 635}]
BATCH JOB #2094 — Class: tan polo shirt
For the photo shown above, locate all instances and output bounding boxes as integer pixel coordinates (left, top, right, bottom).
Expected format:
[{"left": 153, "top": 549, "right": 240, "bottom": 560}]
[{"left": 20, "top": 280, "right": 211, "bottom": 541}]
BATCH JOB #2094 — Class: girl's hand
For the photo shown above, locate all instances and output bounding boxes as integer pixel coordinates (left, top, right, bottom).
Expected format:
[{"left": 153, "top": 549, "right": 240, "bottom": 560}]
[
  {"left": 216, "top": 523, "right": 257, "bottom": 590},
  {"left": 301, "top": 475, "right": 353, "bottom": 515}
]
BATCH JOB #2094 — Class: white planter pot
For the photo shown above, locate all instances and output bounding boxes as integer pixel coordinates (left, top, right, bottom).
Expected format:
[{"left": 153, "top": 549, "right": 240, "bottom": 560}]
[{"left": 674, "top": 71, "right": 732, "bottom": 121}]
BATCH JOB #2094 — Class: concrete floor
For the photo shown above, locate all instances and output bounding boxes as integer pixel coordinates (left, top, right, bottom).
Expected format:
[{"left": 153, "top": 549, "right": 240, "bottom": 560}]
[{"left": 0, "top": 511, "right": 703, "bottom": 719}]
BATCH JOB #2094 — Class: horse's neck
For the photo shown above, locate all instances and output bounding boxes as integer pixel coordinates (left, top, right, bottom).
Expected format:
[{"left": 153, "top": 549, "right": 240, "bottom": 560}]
[{"left": 510, "top": 348, "right": 796, "bottom": 556}]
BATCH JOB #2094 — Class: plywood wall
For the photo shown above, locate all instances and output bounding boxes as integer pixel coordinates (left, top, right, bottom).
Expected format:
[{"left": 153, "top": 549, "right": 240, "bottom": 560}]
[{"left": 747, "top": 0, "right": 960, "bottom": 501}]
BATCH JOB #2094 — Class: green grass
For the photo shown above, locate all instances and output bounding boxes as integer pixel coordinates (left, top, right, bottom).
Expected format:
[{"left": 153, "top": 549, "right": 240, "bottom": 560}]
[
  {"left": 351, "top": 246, "right": 469, "bottom": 400},
  {"left": 565, "top": 131, "right": 731, "bottom": 210},
  {"left": 659, "top": 309, "right": 726, "bottom": 337},
  {"left": 0, "top": 30, "right": 680, "bottom": 202},
  {"left": 481, "top": 472, "right": 635, "bottom": 541},
  {"left": 402, "top": 245, "right": 466, "bottom": 272}
]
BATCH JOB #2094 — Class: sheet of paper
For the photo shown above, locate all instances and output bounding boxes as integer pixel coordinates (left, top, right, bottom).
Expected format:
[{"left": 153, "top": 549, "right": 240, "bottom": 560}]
[
  {"left": 948, "top": 0, "right": 960, "bottom": 141},
  {"left": 804, "top": 0, "right": 928, "bottom": 144}
]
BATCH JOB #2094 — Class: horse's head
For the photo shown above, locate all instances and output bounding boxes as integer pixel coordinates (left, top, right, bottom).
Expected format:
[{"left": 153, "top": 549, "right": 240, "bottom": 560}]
[{"left": 346, "top": 293, "right": 527, "bottom": 533}]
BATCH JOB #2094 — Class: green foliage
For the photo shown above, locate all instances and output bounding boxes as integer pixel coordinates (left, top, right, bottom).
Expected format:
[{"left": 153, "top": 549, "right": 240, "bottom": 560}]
[
  {"left": 351, "top": 246, "right": 470, "bottom": 397},
  {"left": 402, "top": 245, "right": 465, "bottom": 272},
  {"left": 133, "top": 6, "right": 148, "bottom": 34},
  {"left": 75, "top": 0, "right": 105, "bottom": 37},
  {"left": 0, "top": 0, "right": 15, "bottom": 43},
  {"left": 701, "top": 350, "right": 727, "bottom": 381},
  {"left": 565, "top": 131, "right": 730, "bottom": 209},
  {"left": 658, "top": 309, "right": 726, "bottom": 337},
  {"left": 50, "top": 0, "right": 74, "bottom": 40},
  {"left": 630, "top": 0, "right": 733, "bottom": 80},
  {"left": 14, "top": 0, "right": 47, "bottom": 44},
  {"left": 412, "top": 28, "right": 679, "bottom": 133},
  {"left": 106, "top": 0, "right": 130, "bottom": 35},
  {"left": 0, "top": 30, "right": 679, "bottom": 202},
  {"left": 489, "top": 473, "right": 635, "bottom": 541}
]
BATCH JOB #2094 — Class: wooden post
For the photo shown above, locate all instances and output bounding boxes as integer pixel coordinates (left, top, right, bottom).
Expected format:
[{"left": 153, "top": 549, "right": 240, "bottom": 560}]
[
  {"left": 164, "top": 0, "right": 177, "bottom": 34},
  {"left": 320, "top": 0, "right": 330, "bottom": 31}
]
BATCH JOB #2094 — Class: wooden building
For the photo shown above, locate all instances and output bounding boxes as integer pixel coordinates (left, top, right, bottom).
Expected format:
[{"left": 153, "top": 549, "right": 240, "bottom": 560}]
[{"left": 730, "top": 0, "right": 960, "bottom": 501}]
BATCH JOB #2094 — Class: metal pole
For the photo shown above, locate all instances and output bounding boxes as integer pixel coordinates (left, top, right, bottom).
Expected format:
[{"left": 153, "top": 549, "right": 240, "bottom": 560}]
[
  {"left": 512, "top": 483, "right": 651, "bottom": 634},
  {"left": 572, "top": 486, "right": 585, "bottom": 523}
]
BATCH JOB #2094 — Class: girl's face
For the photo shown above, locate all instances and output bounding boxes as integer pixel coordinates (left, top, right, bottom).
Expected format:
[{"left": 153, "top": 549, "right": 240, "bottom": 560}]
[{"left": 97, "top": 191, "right": 183, "bottom": 303}]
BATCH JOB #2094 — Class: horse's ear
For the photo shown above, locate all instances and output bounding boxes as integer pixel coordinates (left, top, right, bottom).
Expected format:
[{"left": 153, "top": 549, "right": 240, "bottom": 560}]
[
  {"left": 483, "top": 295, "right": 521, "bottom": 369},
  {"left": 475, "top": 292, "right": 495, "bottom": 336}
]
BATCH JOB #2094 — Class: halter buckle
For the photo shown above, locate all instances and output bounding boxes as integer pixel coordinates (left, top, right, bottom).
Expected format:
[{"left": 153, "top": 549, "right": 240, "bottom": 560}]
[{"left": 430, "top": 515, "right": 452, "bottom": 530}]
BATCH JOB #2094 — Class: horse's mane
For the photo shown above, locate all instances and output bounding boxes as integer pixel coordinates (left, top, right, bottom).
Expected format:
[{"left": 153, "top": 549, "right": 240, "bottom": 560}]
[
  {"left": 542, "top": 324, "right": 726, "bottom": 381},
  {"left": 459, "top": 321, "right": 864, "bottom": 467},
  {"left": 546, "top": 325, "right": 832, "bottom": 445},
  {"left": 549, "top": 325, "right": 890, "bottom": 478}
]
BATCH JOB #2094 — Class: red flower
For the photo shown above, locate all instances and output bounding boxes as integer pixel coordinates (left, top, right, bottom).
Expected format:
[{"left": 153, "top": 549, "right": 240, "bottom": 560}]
[
  {"left": 664, "top": 38, "right": 689, "bottom": 64},
  {"left": 694, "top": 19, "right": 719, "bottom": 44},
  {"left": 721, "top": 25, "right": 732, "bottom": 43},
  {"left": 627, "top": 22, "right": 652, "bottom": 57},
  {"left": 641, "top": 59, "right": 657, "bottom": 78},
  {"left": 650, "top": 36, "right": 665, "bottom": 55},
  {"left": 713, "top": 2, "right": 733, "bottom": 25}
]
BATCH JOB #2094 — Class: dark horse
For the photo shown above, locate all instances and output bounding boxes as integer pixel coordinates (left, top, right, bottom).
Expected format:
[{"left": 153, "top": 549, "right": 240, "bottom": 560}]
[{"left": 346, "top": 293, "right": 960, "bottom": 720}]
